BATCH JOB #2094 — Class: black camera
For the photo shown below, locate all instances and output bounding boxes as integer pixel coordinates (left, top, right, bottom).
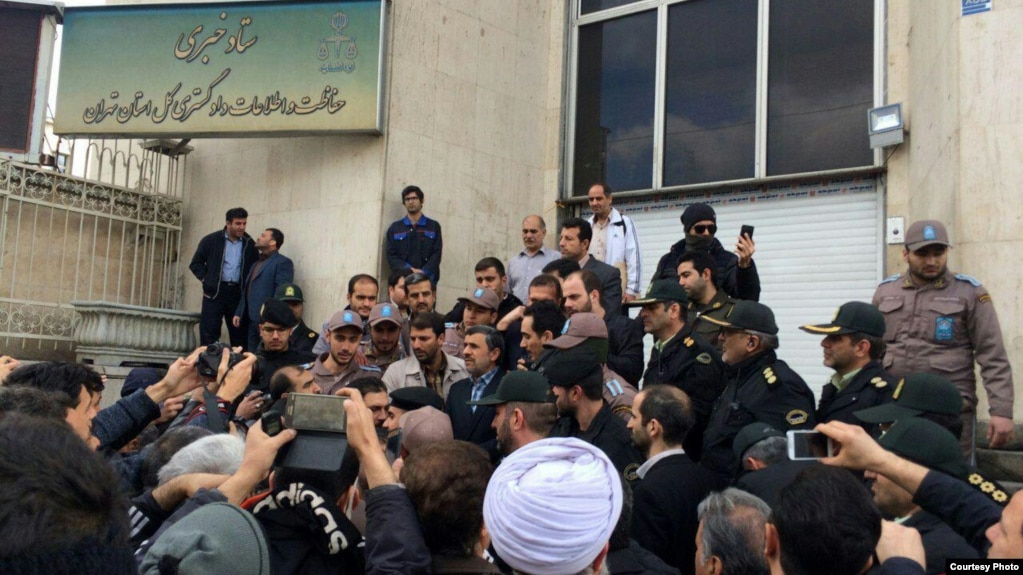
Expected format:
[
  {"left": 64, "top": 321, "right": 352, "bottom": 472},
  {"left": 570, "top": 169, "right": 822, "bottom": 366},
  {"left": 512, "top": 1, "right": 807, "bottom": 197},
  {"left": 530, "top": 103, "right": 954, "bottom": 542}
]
[{"left": 195, "top": 342, "right": 244, "bottom": 379}]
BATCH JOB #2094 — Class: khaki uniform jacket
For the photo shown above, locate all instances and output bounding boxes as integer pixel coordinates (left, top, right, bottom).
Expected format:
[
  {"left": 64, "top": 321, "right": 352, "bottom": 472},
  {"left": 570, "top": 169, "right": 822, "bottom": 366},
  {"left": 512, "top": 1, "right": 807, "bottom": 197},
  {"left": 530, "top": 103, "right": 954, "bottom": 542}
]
[
  {"left": 310, "top": 353, "right": 382, "bottom": 396},
  {"left": 441, "top": 322, "right": 465, "bottom": 359},
  {"left": 603, "top": 365, "right": 638, "bottom": 423},
  {"left": 872, "top": 270, "right": 1014, "bottom": 417},
  {"left": 381, "top": 353, "right": 469, "bottom": 402}
]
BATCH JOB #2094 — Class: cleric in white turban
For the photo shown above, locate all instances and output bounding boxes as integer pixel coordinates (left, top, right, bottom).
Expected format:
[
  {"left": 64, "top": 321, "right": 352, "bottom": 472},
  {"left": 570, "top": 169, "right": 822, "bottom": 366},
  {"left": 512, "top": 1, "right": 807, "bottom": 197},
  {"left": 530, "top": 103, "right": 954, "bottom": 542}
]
[{"left": 483, "top": 437, "right": 623, "bottom": 575}]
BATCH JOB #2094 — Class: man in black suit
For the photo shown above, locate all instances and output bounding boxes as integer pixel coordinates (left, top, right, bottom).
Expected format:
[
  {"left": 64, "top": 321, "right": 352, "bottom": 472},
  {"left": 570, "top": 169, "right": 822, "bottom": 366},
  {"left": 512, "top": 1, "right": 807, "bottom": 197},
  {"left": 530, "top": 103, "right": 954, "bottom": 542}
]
[
  {"left": 628, "top": 385, "right": 718, "bottom": 575},
  {"left": 558, "top": 217, "right": 623, "bottom": 315},
  {"left": 445, "top": 325, "right": 505, "bottom": 451}
]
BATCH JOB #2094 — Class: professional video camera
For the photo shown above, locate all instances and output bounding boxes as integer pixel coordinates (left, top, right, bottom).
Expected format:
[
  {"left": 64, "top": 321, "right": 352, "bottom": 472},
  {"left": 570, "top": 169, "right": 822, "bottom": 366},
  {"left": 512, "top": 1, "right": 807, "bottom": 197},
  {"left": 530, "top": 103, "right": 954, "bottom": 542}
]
[{"left": 264, "top": 393, "right": 349, "bottom": 472}]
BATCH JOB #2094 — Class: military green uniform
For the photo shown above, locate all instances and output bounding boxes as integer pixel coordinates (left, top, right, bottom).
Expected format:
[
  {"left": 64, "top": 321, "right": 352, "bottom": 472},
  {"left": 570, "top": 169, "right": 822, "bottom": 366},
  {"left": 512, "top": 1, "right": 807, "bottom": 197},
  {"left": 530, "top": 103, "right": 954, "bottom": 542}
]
[{"left": 690, "top": 290, "right": 736, "bottom": 346}]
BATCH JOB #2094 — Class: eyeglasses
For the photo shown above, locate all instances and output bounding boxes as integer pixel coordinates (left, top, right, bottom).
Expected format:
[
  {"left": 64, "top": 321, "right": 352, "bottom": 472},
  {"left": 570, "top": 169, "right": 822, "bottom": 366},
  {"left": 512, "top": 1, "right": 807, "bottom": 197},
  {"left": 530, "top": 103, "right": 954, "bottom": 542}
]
[{"left": 692, "top": 224, "right": 717, "bottom": 235}]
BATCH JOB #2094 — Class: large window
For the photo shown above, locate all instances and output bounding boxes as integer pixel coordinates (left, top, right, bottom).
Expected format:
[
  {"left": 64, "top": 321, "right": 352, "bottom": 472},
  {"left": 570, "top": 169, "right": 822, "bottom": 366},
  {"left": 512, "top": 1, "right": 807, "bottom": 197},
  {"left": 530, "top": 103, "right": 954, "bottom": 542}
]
[
  {"left": 573, "top": 10, "right": 657, "bottom": 193},
  {"left": 570, "top": 0, "right": 877, "bottom": 196}
]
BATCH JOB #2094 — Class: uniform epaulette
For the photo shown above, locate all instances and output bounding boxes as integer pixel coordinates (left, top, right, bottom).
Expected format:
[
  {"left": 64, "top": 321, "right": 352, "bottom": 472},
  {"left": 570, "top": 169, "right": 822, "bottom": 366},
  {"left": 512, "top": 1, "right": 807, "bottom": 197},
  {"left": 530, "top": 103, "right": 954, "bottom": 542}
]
[
  {"left": 763, "top": 366, "right": 777, "bottom": 386},
  {"left": 968, "top": 472, "right": 1010, "bottom": 505},
  {"left": 870, "top": 376, "right": 887, "bottom": 389},
  {"left": 683, "top": 337, "right": 695, "bottom": 348},
  {"left": 954, "top": 273, "right": 982, "bottom": 287},
  {"left": 878, "top": 273, "right": 901, "bottom": 285},
  {"left": 360, "top": 364, "right": 383, "bottom": 373},
  {"left": 605, "top": 379, "right": 625, "bottom": 397}
]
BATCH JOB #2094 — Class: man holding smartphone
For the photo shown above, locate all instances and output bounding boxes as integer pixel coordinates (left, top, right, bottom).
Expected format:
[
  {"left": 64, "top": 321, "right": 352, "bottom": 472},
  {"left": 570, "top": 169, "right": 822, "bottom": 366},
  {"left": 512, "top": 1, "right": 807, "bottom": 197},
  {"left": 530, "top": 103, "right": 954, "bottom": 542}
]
[{"left": 652, "top": 203, "right": 760, "bottom": 301}]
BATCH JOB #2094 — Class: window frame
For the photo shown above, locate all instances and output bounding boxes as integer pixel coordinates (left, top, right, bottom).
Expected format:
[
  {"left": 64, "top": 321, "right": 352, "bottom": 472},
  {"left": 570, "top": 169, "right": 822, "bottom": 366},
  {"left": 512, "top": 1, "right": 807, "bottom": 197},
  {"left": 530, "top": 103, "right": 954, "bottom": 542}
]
[{"left": 563, "top": 0, "right": 886, "bottom": 199}]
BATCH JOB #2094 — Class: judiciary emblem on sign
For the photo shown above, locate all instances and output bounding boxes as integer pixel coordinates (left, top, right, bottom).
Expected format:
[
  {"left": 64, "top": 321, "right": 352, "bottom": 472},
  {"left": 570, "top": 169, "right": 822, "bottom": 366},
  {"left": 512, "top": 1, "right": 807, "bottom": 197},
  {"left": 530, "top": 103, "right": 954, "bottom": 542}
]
[{"left": 317, "top": 10, "right": 359, "bottom": 73}]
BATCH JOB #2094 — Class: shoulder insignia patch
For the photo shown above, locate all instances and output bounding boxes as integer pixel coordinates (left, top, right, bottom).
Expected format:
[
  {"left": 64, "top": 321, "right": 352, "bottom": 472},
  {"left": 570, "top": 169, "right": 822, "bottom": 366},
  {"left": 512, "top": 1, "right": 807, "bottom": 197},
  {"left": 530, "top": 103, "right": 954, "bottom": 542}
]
[
  {"left": 308, "top": 332, "right": 317, "bottom": 338},
  {"left": 871, "top": 377, "right": 887, "bottom": 389},
  {"left": 360, "top": 365, "right": 383, "bottom": 373},
  {"left": 785, "top": 409, "right": 809, "bottom": 426},
  {"left": 696, "top": 352, "right": 712, "bottom": 365},
  {"left": 712, "top": 302, "right": 722, "bottom": 309},
  {"left": 955, "top": 273, "right": 982, "bottom": 287},
  {"left": 684, "top": 337, "right": 695, "bottom": 347},
  {"left": 879, "top": 273, "right": 901, "bottom": 285},
  {"left": 624, "top": 463, "right": 640, "bottom": 482},
  {"left": 763, "top": 367, "right": 777, "bottom": 385},
  {"left": 979, "top": 294, "right": 992, "bottom": 304},
  {"left": 963, "top": 471, "right": 1011, "bottom": 505},
  {"left": 613, "top": 404, "right": 633, "bottom": 417},
  {"left": 444, "top": 322, "right": 457, "bottom": 329},
  {"left": 605, "top": 380, "right": 624, "bottom": 397}
]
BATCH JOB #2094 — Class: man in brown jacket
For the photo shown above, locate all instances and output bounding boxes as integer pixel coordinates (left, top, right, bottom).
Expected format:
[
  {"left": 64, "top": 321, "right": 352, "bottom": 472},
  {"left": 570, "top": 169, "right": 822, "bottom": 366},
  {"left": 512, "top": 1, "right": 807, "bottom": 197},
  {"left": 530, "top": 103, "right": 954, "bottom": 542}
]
[{"left": 872, "top": 219, "right": 1014, "bottom": 456}]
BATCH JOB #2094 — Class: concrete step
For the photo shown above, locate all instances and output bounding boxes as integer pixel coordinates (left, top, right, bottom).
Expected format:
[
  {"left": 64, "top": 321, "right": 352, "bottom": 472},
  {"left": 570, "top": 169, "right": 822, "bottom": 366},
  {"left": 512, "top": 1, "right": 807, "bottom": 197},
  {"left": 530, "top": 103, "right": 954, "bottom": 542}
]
[{"left": 976, "top": 448, "right": 1023, "bottom": 484}]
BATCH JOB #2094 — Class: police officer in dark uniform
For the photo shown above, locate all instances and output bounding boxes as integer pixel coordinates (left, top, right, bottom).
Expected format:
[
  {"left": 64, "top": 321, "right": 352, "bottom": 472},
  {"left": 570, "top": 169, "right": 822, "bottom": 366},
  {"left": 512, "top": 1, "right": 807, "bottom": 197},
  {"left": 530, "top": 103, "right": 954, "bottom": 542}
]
[
  {"left": 547, "top": 345, "right": 644, "bottom": 483},
  {"left": 699, "top": 300, "right": 817, "bottom": 486},
  {"left": 626, "top": 279, "right": 725, "bottom": 460},
  {"left": 274, "top": 283, "right": 318, "bottom": 354},
  {"left": 253, "top": 299, "right": 317, "bottom": 390},
  {"left": 799, "top": 301, "right": 896, "bottom": 435}
]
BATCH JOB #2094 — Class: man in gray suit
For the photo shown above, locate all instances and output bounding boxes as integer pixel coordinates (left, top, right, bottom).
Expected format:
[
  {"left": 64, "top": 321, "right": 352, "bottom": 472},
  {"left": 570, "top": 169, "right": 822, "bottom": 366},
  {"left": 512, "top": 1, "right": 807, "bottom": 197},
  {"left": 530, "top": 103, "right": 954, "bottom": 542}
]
[{"left": 558, "top": 217, "right": 623, "bottom": 315}]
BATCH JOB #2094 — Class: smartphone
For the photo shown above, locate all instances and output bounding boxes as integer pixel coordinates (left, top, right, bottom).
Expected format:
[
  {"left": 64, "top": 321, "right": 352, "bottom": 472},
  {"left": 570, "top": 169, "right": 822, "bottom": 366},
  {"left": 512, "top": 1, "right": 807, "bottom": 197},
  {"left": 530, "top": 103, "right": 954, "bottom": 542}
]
[
  {"left": 740, "top": 224, "right": 755, "bottom": 240},
  {"left": 285, "top": 393, "right": 348, "bottom": 433},
  {"left": 787, "top": 430, "right": 833, "bottom": 460}
]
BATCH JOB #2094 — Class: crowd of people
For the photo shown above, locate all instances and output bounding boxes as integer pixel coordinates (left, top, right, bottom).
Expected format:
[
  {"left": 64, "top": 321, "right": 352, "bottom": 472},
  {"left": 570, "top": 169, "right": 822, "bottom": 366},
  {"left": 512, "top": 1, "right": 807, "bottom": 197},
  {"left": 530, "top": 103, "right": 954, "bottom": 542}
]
[{"left": 0, "top": 182, "right": 1019, "bottom": 574}]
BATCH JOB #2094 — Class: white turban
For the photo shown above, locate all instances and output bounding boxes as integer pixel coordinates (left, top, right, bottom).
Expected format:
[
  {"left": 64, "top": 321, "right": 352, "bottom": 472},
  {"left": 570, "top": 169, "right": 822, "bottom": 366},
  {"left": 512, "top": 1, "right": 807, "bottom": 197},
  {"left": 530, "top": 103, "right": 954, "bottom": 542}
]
[{"left": 484, "top": 437, "right": 623, "bottom": 575}]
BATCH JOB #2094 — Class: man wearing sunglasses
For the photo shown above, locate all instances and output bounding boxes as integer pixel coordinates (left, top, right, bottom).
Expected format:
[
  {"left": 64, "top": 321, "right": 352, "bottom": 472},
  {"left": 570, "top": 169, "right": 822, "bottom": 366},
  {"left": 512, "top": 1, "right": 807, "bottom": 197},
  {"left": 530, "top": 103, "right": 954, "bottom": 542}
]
[
  {"left": 698, "top": 300, "right": 817, "bottom": 485},
  {"left": 652, "top": 203, "right": 760, "bottom": 301}
]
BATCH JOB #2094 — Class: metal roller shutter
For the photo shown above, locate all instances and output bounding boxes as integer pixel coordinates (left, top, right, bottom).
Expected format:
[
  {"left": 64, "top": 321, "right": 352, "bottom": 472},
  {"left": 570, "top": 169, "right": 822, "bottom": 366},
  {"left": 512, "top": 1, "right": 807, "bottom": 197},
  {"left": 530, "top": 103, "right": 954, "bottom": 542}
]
[{"left": 605, "top": 178, "right": 882, "bottom": 398}]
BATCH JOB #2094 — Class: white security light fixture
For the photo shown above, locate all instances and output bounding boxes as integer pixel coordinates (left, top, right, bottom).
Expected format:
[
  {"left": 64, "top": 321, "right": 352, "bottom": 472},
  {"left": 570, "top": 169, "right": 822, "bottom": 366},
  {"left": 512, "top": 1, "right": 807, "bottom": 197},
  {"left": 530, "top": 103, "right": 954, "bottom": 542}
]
[{"left": 868, "top": 104, "right": 904, "bottom": 149}]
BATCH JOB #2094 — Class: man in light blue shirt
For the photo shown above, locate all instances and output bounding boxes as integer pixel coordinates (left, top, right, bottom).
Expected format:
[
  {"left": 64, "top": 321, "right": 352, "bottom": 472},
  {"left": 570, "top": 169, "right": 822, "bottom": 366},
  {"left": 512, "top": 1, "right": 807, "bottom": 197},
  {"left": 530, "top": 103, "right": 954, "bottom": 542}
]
[{"left": 507, "top": 215, "right": 559, "bottom": 303}]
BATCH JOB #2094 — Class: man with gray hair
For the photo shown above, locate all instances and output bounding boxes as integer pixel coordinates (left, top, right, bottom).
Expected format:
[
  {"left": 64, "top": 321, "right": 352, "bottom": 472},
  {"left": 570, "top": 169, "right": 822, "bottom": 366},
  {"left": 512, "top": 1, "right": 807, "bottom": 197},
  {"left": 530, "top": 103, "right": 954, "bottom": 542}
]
[
  {"left": 700, "top": 301, "right": 817, "bottom": 485},
  {"left": 508, "top": 215, "right": 560, "bottom": 303},
  {"left": 732, "top": 423, "right": 815, "bottom": 509},
  {"left": 695, "top": 489, "right": 771, "bottom": 575}
]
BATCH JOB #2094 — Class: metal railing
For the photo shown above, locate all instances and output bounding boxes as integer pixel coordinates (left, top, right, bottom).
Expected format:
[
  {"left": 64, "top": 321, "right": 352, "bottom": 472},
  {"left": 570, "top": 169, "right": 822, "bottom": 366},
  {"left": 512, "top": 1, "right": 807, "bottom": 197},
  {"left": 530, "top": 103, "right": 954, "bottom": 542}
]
[{"left": 0, "top": 138, "right": 187, "bottom": 359}]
